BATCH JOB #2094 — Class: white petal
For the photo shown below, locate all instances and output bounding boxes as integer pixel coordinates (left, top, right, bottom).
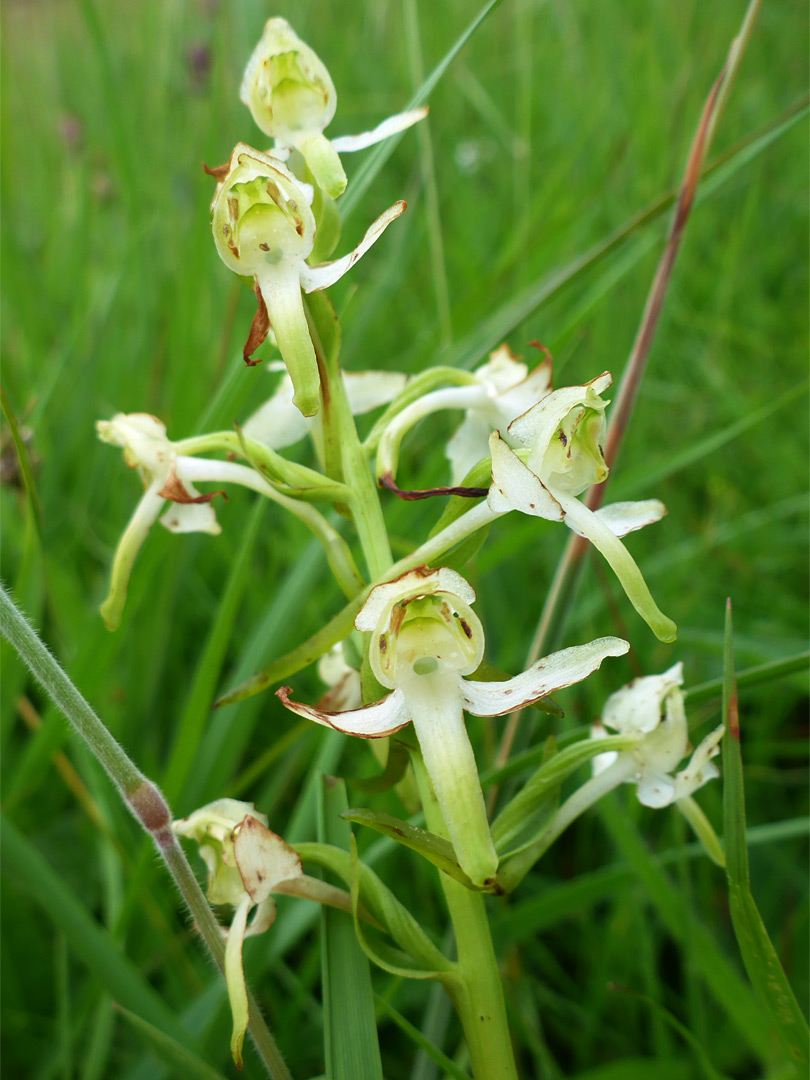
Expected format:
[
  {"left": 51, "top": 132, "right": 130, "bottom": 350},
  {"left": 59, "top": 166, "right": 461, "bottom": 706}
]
[
  {"left": 589, "top": 721, "right": 621, "bottom": 776},
  {"left": 447, "top": 412, "right": 491, "bottom": 485},
  {"left": 487, "top": 431, "right": 564, "bottom": 519},
  {"left": 461, "top": 637, "right": 629, "bottom": 717},
  {"left": 276, "top": 685, "right": 411, "bottom": 738},
  {"left": 99, "top": 483, "right": 167, "bottom": 632},
  {"left": 636, "top": 770, "right": 677, "bottom": 808},
  {"left": 507, "top": 373, "right": 612, "bottom": 457},
  {"left": 159, "top": 499, "right": 221, "bottom": 535},
  {"left": 344, "top": 370, "right": 408, "bottom": 414},
  {"left": 355, "top": 566, "right": 477, "bottom": 633},
  {"left": 601, "top": 663, "right": 684, "bottom": 736},
  {"left": 553, "top": 489, "right": 677, "bottom": 643},
  {"left": 585, "top": 500, "right": 667, "bottom": 538},
  {"left": 472, "top": 345, "right": 529, "bottom": 393},
  {"left": 330, "top": 107, "right": 429, "bottom": 152},
  {"left": 225, "top": 895, "right": 252, "bottom": 1069},
  {"left": 299, "top": 201, "right": 406, "bottom": 292},
  {"left": 242, "top": 373, "right": 312, "bottom": 449},
  {"left": 233, "top": 816, "right": 303, "bottom": 903},
  {"left": 245, "top": 896, "right": 278, "bottom": 938}
]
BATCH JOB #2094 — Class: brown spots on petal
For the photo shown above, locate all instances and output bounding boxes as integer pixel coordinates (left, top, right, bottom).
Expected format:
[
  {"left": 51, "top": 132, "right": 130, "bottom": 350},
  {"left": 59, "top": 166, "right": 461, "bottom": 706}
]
[
  {"left": 379, "top": 633, "right": 387, "bottom": 653},
  {"left": 158, "top": 470, "right": 228, "bottom": 504},
  {"left": 243, "top": 282, "right": 270, "bottom": 366},
  {"left": 557, "top": 429, "right": 567, "bottom": 447},
  {"left": 459, "top": 619, "right": 473, "bottom": 640}
]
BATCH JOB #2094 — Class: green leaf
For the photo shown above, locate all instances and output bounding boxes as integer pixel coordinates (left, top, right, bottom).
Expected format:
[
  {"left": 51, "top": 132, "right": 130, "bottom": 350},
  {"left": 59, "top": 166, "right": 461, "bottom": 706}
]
[
  {"left": 722, "top": 602, "right": 810, "bottom": 1069},
  {"left": 342, "top": 807, "right": 492, "bottom": 891},
  {"left": 373, "top": 994, "right": 471, "bottom": 1080},
  {"left": 114, "top": 1005, "right": 228, "bottom": 1080},
  {"left": 318, "top": 775, "right": 384, "bottom": 1080}
]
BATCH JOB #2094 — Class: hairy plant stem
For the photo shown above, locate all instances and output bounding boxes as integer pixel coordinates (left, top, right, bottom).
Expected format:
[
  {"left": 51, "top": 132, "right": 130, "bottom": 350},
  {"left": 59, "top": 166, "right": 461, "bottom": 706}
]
[
  {"left": 0, "top": 585, "right": 293, "bottom": 1080},
  {"left": 410, "top": 751, "right": 519, "bottom": 1080}
]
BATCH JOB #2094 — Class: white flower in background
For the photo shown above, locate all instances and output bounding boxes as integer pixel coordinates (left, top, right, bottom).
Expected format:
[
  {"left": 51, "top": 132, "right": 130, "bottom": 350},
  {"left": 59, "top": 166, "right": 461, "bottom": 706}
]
[
  {"left": 240, "top": 17, "right": 427, "bottom": 199},
  {"left": 278, "top": 566, "right": 629, "bottom": 887},
  {"left": 375, "top": 344, "right": 553, "bottom": 486},
  {"left": 487, "top": 372, "right": 677, "bottom": 642},
  {"left": 97, "top": 411, "right": 311, "bottom": 631},
  {"left": 242, "top": 361, "right": 407, "bottom": 455},
  {"left": 211, "top": 143, "right": 405, "bottom": 417},
  {"left": 173, "top": 800, "right": 303, "bottom": 1069},
  {"left": 316, "top": 642, "right": 363, "bottom": 713},
  {"left": 591, "top": 662, "right": 724, "bottom": 807}
]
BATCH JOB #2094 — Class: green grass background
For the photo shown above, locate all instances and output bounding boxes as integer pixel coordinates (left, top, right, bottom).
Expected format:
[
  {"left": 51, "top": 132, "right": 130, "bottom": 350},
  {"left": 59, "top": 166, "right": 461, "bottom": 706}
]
[{"left": 1, "top": 0, "right": 807, "bottom": 1077}]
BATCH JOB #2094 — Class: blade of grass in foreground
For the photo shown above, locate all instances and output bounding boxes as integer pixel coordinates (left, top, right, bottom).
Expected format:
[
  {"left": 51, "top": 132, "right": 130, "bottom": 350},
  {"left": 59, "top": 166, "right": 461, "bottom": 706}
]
[
  {"left": 318, "top": 775, "right": 384, "bottom": 1080},
  {"left": 721, "top": 601, "right": 810, "bottom": 1071},
  {"left": 114, "top": 1005, "right": 228, "bottom": 1080}
]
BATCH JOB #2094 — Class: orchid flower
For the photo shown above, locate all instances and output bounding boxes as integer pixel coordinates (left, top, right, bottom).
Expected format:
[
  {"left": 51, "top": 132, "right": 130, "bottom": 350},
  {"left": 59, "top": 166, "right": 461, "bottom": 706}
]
[
  {"left": 211, "top": 143, "right": 405, "bottom": 417},
  {"left": 242, "top": 360, "right": 407, "bottom": 457},
  {"left": 97, "top": 411, "right": 364, "bottom": 630},
  {"left": 591, "top": 662, "right": 725, "bottom": 808},
  {"left": 172, "top": 800, "right": 303, "bottom": 1069},
  {"left": 487, "top": 372, "right": 677, "bottom": 642},
  {"left": 240, "top": 17, "right": 427, "bottom": 199},
  {"left": 278, "top": 566, "right": 629, "bottom": 887},
  {"left": 376, "top": 344, "right": 553, "bottom": 485}
]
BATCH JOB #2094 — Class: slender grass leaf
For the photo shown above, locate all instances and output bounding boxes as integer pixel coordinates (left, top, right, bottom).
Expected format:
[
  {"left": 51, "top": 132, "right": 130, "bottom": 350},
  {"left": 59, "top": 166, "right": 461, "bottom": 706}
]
[
  {"left": 722, "top": 602, "right": 810, "bottom": 1069},
  {"left": 374, "top": 994, "right": 471, "bottom": 1080},
  {"left": 114, "top": 1005, "right": 228, "bottom": 1080}
]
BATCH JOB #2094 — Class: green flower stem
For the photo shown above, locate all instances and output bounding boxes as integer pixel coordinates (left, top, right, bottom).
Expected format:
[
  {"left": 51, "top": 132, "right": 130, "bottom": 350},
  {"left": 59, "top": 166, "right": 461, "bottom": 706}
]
[
  {"left": 392, "top": 501, "right": 500, "bottom": 576},
  {"left": 410, "top": 750, "right": 519, "bottom": 1080},
  {"left": 0, "top": 585, "right": 293, "bottom": 1080},
  {"left": 304, "top": 296, "right": 393, "bottom": 579}
]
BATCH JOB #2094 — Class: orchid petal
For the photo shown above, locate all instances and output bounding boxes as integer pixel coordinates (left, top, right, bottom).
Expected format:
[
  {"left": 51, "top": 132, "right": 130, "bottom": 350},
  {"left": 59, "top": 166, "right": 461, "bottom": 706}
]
[
  {"left": 225, "top": 895, "right": 252, "bottom": 1069},
  {"left": 296, "top": 131, "right": 347, "bottom": 199},
  {"left": 355, "top": 566, "right": 477, "bottom": 633},
  {"left": 446, "top": 413, "right": 492, "bottom": 486},
  {"left": 255, "top": 264, "right": 320, "bottom": 417},
  {"left": 99, "top": 483, "right": 166, "bottom": 631},
  {"left": 461, "top": 637, "right": 629, "bottom": 717},
  {"left": 233, "top": 815, "right": 303, "bottom": 903},
  {"left": 584, "top": 499, "right": 668, "bottom": 538},
  {"left": 344, "top": 370, "right": 408, "bottom": 414},
  {"left": 601, "top": 663, "right": 683, "bottom": 735},
  {"left": 487, "top": 431, "right": 564, "bottom": 520},
  {"left": 637, "top": 770, "right": 677, "bottom": 808},
  {"left": 331, "top": 107, "right": 429, "bottom": 152},
  {"left": 159, "top": 495, "right": 221, "bottom": 535},
  {"left": 507, "top": 372, "right": 612, "bottom": 457},
  {"left": 277, "top": 685, "right": 411, "bottom": 738},
  {"left": 552, "top": 487, "right": 677, "bottom": 642},
  {"left": 299, "top": 201, "right": 406, "bottom": 292},
  {"left": 402, "top": 668, "right": 498, "bottom": 887},
  {"left": 242, "top": 372, "right": 311, "bottom": 449},
  {"left": 245, "top": 896, "right": 278, "bottom": 938}
]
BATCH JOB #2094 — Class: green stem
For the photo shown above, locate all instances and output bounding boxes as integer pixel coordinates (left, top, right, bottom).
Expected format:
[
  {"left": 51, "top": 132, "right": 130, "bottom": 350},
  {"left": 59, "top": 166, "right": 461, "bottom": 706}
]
[
  {"left": 410, "top": 751, "right": 518, "bottom": 1080},
  {"left": 0, "top": 585, "right": 293, "bottom": 1080},
  {"left": 304, "top": 296, "right": 393, "bottom": 578}
]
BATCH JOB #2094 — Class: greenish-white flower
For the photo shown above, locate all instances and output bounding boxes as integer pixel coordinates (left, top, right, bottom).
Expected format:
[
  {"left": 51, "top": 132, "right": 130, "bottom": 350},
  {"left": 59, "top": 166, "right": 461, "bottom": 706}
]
[
  {"left": 591, "top": 663, "right": 724, "bottom": 807},
  {"left": 487, "top": 372, "right": 676, "bottom": 642},
  {"left": 211, "top": 143, "right": 404, "bottom": 417},
  {"left": 240, "top": 17, "right": 426, "bottom": 198},
  {"left": 173, "top": 800, "right": 303, "bottom": 1069},
  {"left": 278, "top": 566, "right": 628, "bottom": 888}
]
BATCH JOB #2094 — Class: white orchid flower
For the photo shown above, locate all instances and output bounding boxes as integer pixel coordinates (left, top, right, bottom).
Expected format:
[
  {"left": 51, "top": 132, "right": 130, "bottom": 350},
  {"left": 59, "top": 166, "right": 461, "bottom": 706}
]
[
  {"left": 278, "top": 566, "right": 629, "bottom": 887},
  {"left": 173, "top": 800, "right": 303, "bottom": 1069},
  {"left": 240, "top": 18, "right": 427, "bottom": 199},
  {"left": 242, "top": 360, "right": 407, "bottom": 456},
  {"left": 487, "top": 372, "right": 677, "bottom": 642},
  {"left": 98, "top": 411, "right": 357, "bottom": 630},
  {"left": 591, "top": 662, "right": 725, "bottom": 808},
  {"left": 211, "top": 143, "right": 405, "bottom": 417},
  {"left": 376, "top": 344, "right": 553, "bottom": 486}
]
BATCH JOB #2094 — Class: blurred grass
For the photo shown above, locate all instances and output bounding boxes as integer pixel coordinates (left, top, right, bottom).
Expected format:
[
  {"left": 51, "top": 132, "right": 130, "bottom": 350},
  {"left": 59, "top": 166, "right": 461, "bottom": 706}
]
[{"left": 1, "top": 1, "right": 807, "bottom": 1078}]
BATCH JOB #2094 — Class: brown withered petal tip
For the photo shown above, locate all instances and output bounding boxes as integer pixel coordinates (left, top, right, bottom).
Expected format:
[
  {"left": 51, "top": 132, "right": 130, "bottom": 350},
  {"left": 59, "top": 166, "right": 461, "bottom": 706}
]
[
  {"left": 243, "top": 282, "right": 271, "bottom": 365},
  {"left": 158, "top": 471, "right": 228, "bottom": 504},
  {"left": 379, "top": 473, "right": 489, "bottom": 501},
  {"left": 202, "top": 160, "right": 230, "bottom": 180}
]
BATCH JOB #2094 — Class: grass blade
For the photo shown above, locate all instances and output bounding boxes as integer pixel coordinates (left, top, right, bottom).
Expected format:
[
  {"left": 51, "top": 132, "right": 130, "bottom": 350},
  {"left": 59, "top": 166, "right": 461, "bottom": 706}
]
[
  {"left": 114, "top": 1005, "right": 228, "bottom": 1080},
  {"left": 318, "top": 775, "right": 384, "bottom": 1080},
  {"left": 721, "top": 601, "right": 810, "bottom": 1070}
]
